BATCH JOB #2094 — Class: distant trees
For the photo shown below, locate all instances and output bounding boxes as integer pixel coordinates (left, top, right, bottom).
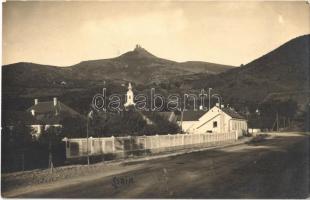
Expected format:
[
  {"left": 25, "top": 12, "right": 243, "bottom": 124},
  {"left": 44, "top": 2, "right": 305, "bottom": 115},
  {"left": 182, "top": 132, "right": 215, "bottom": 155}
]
[
  {"left": 90, "top": 110, "right": 180, "bottom": 137},
  {"left": 38, "top": 126, "right": 63, "bottom": 171},
  {"left": 61, "top": 116, "right": 86, "bottom": 138},
  {"left": 248, "top": 99, "right": 298, "bottom": 130},
  {"left": 2, "top": 122, "right": 33, "bottom": 172},
  {"left": 142, "top": 112, "right": 180, "bottom": 135}
]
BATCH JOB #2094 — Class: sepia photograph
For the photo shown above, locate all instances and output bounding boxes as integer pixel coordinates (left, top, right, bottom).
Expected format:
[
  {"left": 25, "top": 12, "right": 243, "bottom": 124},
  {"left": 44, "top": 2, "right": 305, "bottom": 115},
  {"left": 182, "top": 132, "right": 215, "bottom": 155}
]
[{"left": 1, "top": 1, "right": 310, "bottom": 198}]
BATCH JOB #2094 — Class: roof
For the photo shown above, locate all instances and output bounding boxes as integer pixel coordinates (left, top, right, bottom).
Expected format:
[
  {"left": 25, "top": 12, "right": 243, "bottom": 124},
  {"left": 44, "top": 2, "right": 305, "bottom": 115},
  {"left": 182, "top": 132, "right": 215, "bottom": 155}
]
[
  {"left": 176, "top": 107, "right": 245, "bottom": 121},
  {"left": 139, "top": 111, "right": 178, "bottom": 124},
  {"left": 26, "top": 101, "right": 85, "bottom": 125},
  {"left": 157, "top": 112, "right": 177, "bottom": 122},
  {"left": 221, "top": 107, "right": 245, "bottom": 120},
  {"left": 27, "top": 101, "right": 81, "bottom": 116},
  {"left": 177, "top": 110, "right": 206, "bottom": 121}
]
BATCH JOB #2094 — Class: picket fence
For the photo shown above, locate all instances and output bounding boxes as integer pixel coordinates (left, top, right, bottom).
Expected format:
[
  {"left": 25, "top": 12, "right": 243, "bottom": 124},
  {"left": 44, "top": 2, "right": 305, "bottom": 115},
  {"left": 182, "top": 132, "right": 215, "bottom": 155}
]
[{"left": 62, "top": 132, "right": 237, "bottom": 159}]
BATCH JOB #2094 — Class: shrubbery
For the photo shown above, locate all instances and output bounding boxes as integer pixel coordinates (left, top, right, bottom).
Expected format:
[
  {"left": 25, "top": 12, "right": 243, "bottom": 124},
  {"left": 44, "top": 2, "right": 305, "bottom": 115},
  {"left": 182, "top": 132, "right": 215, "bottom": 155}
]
[{"left": 90, "top": 110, "right": 180, "bottom": 137}]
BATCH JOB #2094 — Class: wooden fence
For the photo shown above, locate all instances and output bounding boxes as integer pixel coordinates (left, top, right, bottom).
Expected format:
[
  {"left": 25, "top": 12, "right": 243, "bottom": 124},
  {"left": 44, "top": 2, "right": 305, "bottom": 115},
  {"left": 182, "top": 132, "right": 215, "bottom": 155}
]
[{"left": 62, "top": 132, "right": 237, "bottom": 159}]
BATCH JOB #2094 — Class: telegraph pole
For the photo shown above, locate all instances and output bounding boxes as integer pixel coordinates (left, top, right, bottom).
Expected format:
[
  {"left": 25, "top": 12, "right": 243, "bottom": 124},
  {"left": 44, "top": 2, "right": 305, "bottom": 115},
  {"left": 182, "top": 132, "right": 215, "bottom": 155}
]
[
  {"left": 208, "top": 88, "right": 212, "bottom": 110},
  {"left": 86, "top": 117, "right": 90, "bottom": 165},
  {"left": 180, "top": 110, "right": 184, "bottom": 133},
  {"left": 276, "top": 112, "right": 279, "bottom": 132}
]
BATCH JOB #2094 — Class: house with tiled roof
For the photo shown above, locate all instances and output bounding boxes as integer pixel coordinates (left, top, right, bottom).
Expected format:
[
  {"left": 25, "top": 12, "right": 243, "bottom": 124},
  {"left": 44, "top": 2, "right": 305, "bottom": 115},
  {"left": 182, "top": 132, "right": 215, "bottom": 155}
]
[
  {"left": 177, "top": 105, "right": 247, "bottom": 136},
  {"left": 177, "top": 110, "right": 206, "bottom": 133},
  {"left": 25, "top": 97, "right": 85, "bottom": 137}
]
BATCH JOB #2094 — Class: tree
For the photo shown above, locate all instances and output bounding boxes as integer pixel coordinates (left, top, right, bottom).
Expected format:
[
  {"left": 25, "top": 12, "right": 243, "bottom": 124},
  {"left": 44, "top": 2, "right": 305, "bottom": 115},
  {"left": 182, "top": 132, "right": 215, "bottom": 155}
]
[
  {"left": 91, "top": 110, "right": 180, "bottom": 137},
  {"left": 1, "top": 122, "right": 33, "bottom": 172},
  {"left": 61, "top": 116, "right": 87, "bottom": 138},
  {"left": 258, "top": 99, "right": 298, "bottom": 130},
  {"left": 38, "top": 126, "right": 62, "bottom": 172},
  {"left": 11, "top": 123, "right": 33, "bottom": 171}
]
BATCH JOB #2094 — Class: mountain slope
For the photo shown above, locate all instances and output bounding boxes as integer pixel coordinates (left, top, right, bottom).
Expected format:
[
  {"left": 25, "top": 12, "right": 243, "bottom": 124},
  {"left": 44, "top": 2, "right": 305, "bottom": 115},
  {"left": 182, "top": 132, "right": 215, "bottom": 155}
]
[
  {"left": 185, "top": 34, "right": 310, "bottom": 105},
  {"left": 2, "top": 45, "right": 234, "bottom": 111},
  {"left": 2, "top": 45, "right": 233, "bottom": 88},
  {"left": 68, "top": 45, "right": 233, "bottom": 84}
]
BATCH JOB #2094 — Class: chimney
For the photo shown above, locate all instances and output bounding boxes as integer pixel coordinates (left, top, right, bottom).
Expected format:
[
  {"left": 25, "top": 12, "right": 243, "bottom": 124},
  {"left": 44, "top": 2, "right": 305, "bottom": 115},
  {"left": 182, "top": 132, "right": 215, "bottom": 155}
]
[
  {"left": 199, "top": 105, "right": 203, "bottom": 110},
  {"left": 34, "top": 99, "right": 38, "bottom": 105},
  {"left": 53, "top": 97, "right": 57, "bottom": 106},
  {"left": 31, "top": 109, "right": 35, "bottom": 116},
  {"left": 216, "top": 103, "right": 220, "bottom": 107},
  {"left": 221, "top": 104, "right": 224, "bottom": 109}
]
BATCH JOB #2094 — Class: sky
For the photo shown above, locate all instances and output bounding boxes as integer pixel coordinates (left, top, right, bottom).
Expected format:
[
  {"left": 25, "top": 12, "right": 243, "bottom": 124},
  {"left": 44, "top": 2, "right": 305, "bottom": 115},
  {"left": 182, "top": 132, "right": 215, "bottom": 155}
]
[{"left": 2, "top": 1, "right": 310, "bottom": 67}]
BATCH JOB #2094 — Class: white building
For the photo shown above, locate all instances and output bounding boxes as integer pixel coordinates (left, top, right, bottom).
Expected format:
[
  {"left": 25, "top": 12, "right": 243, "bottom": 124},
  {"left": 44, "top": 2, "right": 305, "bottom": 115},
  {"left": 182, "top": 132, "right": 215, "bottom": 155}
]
[
  {"left": 178, "top": 105, "right": 248, "bottom": 137},
  {"left": 124, "top": 82, "right": 135, "bottom": 108}
]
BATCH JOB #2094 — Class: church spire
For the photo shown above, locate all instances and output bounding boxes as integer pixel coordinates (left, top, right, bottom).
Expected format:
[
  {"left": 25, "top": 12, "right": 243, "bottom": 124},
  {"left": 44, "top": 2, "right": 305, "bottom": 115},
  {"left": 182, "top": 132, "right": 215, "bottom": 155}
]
[
  {"left": 124, "top": 82, "right": 135, "bottom": 108},
  {"left": 128, "top": 82, "right": 132, "bottom": 90}
]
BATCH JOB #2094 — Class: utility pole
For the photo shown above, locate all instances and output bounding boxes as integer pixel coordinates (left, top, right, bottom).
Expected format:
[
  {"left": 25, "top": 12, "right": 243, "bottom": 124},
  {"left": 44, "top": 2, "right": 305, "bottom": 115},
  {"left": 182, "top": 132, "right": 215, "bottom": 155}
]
[
  {"left": 86, "top": 109, "right": 93, "bottom": 165},
  {"left": 86, "top": 117, "right": 90, "bottom": 166},
  {"left": 48, "top": 138, "right": 53, "bottom": 173},
  {"left": 276, "top": 112, "right": 279, "bottom": 132},
  {"left": 208, "top": 88, "right": 212, "bottom": 110},
  {"left": 180, "top": 110, "right": 184, "bottom": 133}
]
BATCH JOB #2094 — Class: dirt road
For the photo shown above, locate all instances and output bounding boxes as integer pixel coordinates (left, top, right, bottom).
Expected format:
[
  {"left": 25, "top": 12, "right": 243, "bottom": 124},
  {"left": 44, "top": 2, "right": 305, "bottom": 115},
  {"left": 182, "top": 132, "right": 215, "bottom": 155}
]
[{"left": 7, "top": 134, "right": 310, "bottom": 198}]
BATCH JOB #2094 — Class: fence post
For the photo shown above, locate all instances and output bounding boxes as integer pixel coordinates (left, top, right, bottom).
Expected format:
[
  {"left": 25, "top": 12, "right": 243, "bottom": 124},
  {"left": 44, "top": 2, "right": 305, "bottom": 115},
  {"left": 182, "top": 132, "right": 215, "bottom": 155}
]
[
  {"left": 89, "top": 137, "right": 93, "bottom": 155},
  {"left": 156, "top": 134, "right": 159, "bottom": 149},
  {"left": 101, "top": 138, "right": 105, "bottom": 154},
  {"left": 144, "top": 135, "right": 147, "bottom": 149},
  {"left": 129, "top": 135, "right": 132, "bottom": 151},
  {"left": 173, "top": 135, "right": 176, "bottom": 147},
  {"left": 213, "top": 134, "right": 216, "bottom": 145},
  {"left": 111, "top": 136, "right": 115, "bottom": 152},
  {"left": 167, "top": 134, "right": 170, "bottom": 148},
  {"left": 208, "top": 134, "right": 211, "bottom": 145}
]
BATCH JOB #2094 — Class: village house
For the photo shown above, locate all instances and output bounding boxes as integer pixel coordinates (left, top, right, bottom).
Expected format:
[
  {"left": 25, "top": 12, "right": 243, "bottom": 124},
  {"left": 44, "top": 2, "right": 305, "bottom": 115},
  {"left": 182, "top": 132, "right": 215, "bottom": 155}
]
[
  {"left": 178, "top": 104, "right": 248, "bottom": 136},
  {"left": 25, "top": 97, "right": 85, "bottom": 137}
]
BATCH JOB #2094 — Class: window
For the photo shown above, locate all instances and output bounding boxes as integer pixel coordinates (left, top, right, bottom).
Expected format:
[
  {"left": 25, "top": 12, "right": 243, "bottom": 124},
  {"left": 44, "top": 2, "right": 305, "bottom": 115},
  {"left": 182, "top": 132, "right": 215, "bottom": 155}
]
[{"left": 213, "top": 121, "right": 217, "bottom": 128}]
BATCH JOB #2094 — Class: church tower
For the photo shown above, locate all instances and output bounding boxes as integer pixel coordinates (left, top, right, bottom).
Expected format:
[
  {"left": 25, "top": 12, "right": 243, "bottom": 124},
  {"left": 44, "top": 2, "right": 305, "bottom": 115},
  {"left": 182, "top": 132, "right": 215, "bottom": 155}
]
[{"left": 124, "top": 82, "right": 135, "bottom": 108}]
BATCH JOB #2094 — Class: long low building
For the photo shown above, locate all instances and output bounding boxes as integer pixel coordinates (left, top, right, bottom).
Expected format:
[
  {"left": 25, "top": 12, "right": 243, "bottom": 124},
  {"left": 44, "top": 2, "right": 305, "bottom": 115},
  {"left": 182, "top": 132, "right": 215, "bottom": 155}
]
[{"left": 178, "top": 105, "right": 248, "bottom": 136}]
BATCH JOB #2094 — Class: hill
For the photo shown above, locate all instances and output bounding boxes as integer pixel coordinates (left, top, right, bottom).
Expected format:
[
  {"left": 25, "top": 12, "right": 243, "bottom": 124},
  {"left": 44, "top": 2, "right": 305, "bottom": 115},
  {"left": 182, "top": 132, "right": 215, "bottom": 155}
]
[
  {"left": 182, "top": 34, "right": 309, "bottom": 108},
  {"left": 3, "top": 45, "right": 233, "bottom": 87},
  {"left": 2, "top": 45, "right": 233, "bottom": 111},
  {"left": 3, "top": 35, "right": 309, "bottom": 114}
]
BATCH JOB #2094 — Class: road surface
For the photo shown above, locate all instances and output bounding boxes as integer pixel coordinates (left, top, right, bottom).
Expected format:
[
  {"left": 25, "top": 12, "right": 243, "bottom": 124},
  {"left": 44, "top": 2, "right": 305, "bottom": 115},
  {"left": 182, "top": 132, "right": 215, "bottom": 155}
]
[{"left": 11, "top": 134, "right": 310, "bottom": 198}]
